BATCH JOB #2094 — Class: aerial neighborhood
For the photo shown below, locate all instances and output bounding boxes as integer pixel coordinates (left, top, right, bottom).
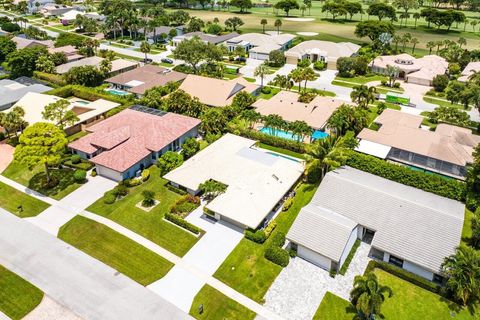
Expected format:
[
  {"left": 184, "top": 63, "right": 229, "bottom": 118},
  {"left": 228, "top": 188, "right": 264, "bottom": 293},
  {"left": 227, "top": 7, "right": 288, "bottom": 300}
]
[{"left": 0, "top": 0, "right": 479, "bottom": 319}]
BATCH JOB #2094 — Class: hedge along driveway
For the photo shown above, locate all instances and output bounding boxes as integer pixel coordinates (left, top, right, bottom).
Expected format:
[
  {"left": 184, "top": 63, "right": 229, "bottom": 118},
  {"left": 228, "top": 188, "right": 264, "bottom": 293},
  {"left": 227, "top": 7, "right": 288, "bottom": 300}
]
[
  {"left": 0, "top": 180, "right": 50, "bottom": 217},
  {"left": 58, "top": 215, "right": 174, "bottom": 286},
  {"left": 213, "top": 183, "right": 318, "bottom": 303},
  {"left": 86, "top": 165, "right": 199, "bottom": 257}
]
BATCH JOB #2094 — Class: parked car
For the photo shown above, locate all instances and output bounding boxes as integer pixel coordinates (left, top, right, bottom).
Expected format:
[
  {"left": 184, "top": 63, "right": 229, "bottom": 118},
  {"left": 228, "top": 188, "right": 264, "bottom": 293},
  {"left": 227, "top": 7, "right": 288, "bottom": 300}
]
[
  {"left": 141, "top": 58, "right": 153, "bottom": 64},
  {"left": 236, "top": 57, "right": 246, "bottom": 62},
  {"left": 161, "top": 58, "right": 173, "bottom": 64}
]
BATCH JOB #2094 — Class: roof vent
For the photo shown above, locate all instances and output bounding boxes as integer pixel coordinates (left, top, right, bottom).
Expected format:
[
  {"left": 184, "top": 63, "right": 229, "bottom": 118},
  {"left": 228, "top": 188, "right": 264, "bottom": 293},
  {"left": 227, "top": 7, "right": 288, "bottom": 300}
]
[{"left": 272, "top": 174, "right": 279, "bottom": 181}]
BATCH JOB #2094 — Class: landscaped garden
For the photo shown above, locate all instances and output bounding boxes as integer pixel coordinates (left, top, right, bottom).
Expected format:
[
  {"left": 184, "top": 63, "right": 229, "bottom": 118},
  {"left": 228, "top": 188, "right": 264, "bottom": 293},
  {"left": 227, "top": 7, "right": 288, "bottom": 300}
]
[
  {"left": 86, "top": 165, "right": 200, "bottom": 257},
  {"left": 0, "top": 181, "right": 50, "bottom": 217},
  {"left": 213, "top": 183, "right": 318, "bottom": 303},
  {"left": 314, "top": 269, "right": 476, "bottom": 319},
  {"left": 189, "top": 285, "right": 256, "bottom": 320},
  {"left": 58, "top": 215, "right": 174, "bottom": 286},
  {"left": 0, "top": 265, "right": 43, "bottom": 320}
]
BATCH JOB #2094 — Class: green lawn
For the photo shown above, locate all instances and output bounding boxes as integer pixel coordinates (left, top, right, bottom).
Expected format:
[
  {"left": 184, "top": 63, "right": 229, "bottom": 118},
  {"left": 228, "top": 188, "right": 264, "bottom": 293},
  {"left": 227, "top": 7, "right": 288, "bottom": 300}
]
[
  {"left": 423, "top": 97, "right": 470, "bottom": 111},
  {"left": 462, "top": 209, "right": 474, "bottom": 246},
  {"left": 315, "top": 269, "right": 476, "bottom": 320},
  {"left": 2, "top": 162, "right": 83, "bottom": 200},
  {"left": 213, "top": 183, "right": 318, "bottom": 303},
  {"left": 67, "top": 131, "right": 88, "bottom": 142},
  {"left": 335, "top": 75, "right": 388, "bottom": 85},
  {"left": 0, "top": 181, "right": 49, "bottom": 217},
  {"left": 86, "top": 165, "right": 199, "bottom": 257},
  {"left": 0, "top": 265, "right": 43, "bottom": 320},
  {"left": 58, "top": 215, "right": 174, "bottom": 286},
  {"left": 189, "top": 285, "right": 256, "bottom": 320},
  {"left": 258, "top": 86, "right": 280, "bottom": 100},
  {"left": 257, "top": 143, "right": 305, "bottom": 160}
]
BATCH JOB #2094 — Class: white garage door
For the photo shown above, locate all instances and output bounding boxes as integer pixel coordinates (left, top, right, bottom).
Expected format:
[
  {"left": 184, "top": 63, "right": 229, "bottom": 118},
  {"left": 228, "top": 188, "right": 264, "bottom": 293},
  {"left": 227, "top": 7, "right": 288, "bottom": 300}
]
[
  {"left": 96, "top": 165, "right": 123, "bottom": 182},
  {"left": 297, "top": 245, "right": 332, "bottom": 271}
]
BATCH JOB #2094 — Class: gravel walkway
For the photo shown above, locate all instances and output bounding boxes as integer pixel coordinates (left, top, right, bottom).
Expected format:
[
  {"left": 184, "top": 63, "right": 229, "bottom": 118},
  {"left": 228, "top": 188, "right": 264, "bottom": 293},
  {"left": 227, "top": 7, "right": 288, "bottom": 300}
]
[{"left": 262, "top": 243, "right": 371, "bottom": 320}]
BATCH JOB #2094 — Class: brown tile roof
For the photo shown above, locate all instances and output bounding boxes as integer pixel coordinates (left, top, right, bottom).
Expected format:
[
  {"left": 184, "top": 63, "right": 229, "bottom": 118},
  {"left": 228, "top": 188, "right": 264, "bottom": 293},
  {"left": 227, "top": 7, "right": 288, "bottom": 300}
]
[
  {"left": 68, "top": 108, "right": 200, "bottom": 172},
  {"left": 105, "top": 65, "right": 187, "bottom": 95}
]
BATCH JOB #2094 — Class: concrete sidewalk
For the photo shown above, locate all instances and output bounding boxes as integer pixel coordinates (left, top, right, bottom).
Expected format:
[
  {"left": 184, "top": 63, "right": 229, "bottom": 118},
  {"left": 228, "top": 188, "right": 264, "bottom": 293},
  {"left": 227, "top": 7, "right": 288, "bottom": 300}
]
[{"left": 0, "top": 210, "right": 191, "bottom": 320}]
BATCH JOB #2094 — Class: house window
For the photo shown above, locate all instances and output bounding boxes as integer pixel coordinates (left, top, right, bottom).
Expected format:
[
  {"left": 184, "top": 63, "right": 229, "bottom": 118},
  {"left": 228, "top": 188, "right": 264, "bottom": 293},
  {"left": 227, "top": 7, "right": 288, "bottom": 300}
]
[
  {"left": 388, "top": 255, "right": 404, "bottom": 268},
  {"left": 433, "top": 274, "right": 444, "bottom": 284}
]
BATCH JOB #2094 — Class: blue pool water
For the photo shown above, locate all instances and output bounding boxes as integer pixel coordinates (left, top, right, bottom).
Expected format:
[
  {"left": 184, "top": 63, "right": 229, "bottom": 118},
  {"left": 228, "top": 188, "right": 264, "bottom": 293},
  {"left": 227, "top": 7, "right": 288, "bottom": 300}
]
[
  {"left": 105, "top": 88, "right": 130, "bottom": 96},
  {"left": 260, "top": 127, "right": 329, "bottom": 141}
]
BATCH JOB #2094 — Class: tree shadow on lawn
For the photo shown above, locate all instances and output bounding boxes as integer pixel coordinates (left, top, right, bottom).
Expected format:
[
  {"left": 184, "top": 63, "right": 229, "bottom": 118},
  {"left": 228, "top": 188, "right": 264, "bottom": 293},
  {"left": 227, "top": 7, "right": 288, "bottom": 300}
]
[
  {"left": 439, "top": 295, "right": 478, "bottom": 318},
  {"left": 28, "top": 168, "right": 83, "bottom": 198}
]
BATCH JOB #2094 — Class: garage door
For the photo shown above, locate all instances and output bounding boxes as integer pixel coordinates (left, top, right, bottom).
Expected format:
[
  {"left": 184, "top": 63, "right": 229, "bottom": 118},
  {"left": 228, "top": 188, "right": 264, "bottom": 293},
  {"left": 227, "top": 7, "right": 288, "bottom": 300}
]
[
  {"left": 297, "top": 245, "right": 332, "bottom": 271},
  {"left": 96, "top": 165, "right": 122, "bottom": 182}
]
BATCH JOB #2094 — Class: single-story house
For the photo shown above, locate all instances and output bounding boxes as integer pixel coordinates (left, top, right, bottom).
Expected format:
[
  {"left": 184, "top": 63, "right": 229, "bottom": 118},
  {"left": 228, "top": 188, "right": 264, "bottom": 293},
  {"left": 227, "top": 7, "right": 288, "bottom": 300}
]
[
  {"left": 16, "top": 0, "right": 54, "bottom": 13},
  {"left": 11, "top": 36, "right": 54, "bottom": 50},
  {"left": 172, "top": 31, "right": 239, "bottom": 47},
  {"left": 69, "top": 105, "right": 200, "bottom": 181},
  {"left": 178, "top": 75, "right": 259, "bottom": 107},
  {"left": 356, "top": 109, "right": 480, "bottom": 179},
  {"left": 287, "top": 166, "right": 464, "bottom": 282},
  {"left": 284, "top": 40, "right": 360, "bottom": 69},
  {"left": 252, "top": 90, "right": 344, "bottom": 130},
  {"left": 39, "top": 4, "right": 76, "bottom": 16},
  {"left": 60, "top": 10, "right": 104, "bottom": 25},
  {"left": 10, "top": 92, "right": 120, "bottom": 135},
  {"left": 48, "top": 45, "right": 84, "bottom": 62},
  {"left": 370, "top": 53, "right": 448, "bottom": 86},
  {"left": 458, "top": 61, "right": 480, "bottom": 82},
  {"left": 226, "top": 32, "right": 295, "bottom": 60},
  {"left": 138, "top": 25, "right": 184, "bottom": 42},
  {"left": 0, "top": 79, "right": 51, "bottom": 111},
  {"left": 55, "top": 56, "right": 138, "bottom": 75},
  {"left": 164, "top": 133, "right": 304, "bottom": 229},
  {"left": 105, "top": 65, "right": 187, "bottom": 97}
]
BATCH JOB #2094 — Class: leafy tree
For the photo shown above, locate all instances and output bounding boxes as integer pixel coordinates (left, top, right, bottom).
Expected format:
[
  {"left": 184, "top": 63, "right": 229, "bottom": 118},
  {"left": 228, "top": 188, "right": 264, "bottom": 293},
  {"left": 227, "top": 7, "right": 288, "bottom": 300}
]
[
  {"left": 229, "top": 0, "right": 252, "bottom": 12},
  {"left": 50, "top": 52, "right": 68, "bottom": 66},
  {"left": 367, "top": 2, "right": 397, "bottom": 21},
  {"left": 205, "top": 23, "right": 223, "bottom": 35},
  {"left": 0, "top": 36, "right": 16, "bottom": 63},
  {"left": 173, "top": 37, "right": 222, "bottom": 73},
  {"left": 240, "top": 109, "right": 261, "bottom": 129},
  {"left": 225, "top": 17, "right": 244, "bottom": 31},
  {"left": 322, "top": 2, "right": 347, "bottom": 21},
  {"left": 35, "top": 54, "right": 56, "bottom": 73},
  {"left": 0, "top": 107, "right": 27, "bottom": 138},
  {"left": 157, "top": 151, "right": 183, "bottom": 175},
  {"left": 432, "top": 74, "right": 449, "bottom": 92},
  {"left": 14, "top": 122, "right": 68, "bottom": 185},
  {"left": 445, "top": 80, "right": 465, "bottom": 105},
  {"left": 63, "top": 66, "right": 105, "bottom": 87},
  {"left": 274, "top": 19, "right": 282, "bottom": 34},
  {"left": 344, "top": 2, "right": 363, "bottom": 20},
  {"left": 199, "top": 179, "right": 227, "bottom": 200},
  {"left": 350, "top": 273, "right": 393, "bottom": 319},
  {"left": 162, "top": 89, "right": 205, "bottom": 117},
  {"left": 231, "top": 91, "right": 256, "bottom": 111},
  {"left": 428, "top": 106, "right": 470, "bottom": 126},
  {"left": 42, "top": 99, "right": 79, "bottom": 129},
  {"left": 260, "top": 18, "right": 268, "bottom": 33},
  {"left": 169, "top": 10, "right": 190, "bottom": 26},
  {"left": 254, "top": 63, "right": 270, "bottom": 87},
  {"left": 442, "top": 245, "right": 480, "bottom": 306},
  {"left": 201, "top": 108, "right": 228, "bottom": 135},
  {"left": 55, "top": 33, "right": 85, "bottom": 48},
  {"left": 186, "top": 17, "right": 205, "bottom": 32},
  {"left": 140, "top": 82, "right": 180, "bottom": 109},
  {"left": 326, "top": 104, "right": 368, "bottom": 135},
  {"left": 181, "top": 137, "right": 200, "bottom": 159},
  {"left": 6, "top": 46, "right": 48, "bottom": 78},
  {"left": 350, "top": 85, "right": 376, "bottom": 108},
  {"left": 393, "top": 0, "right": 419, "bottom": 16},
  {"left": 268, "top": 50, "right": 286, "bottom": 67},
  {"left": 274, "top": 0, "right": 300, "bottom": 16},
  {"left": 355, "top": 20, "right": 395, "bottom": 41}
]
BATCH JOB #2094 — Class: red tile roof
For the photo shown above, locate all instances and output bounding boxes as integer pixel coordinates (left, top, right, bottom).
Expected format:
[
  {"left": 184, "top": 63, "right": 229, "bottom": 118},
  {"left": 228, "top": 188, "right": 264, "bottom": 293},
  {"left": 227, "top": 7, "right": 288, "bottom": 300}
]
[{"left": 68, "top": 108, "right": 200, "bottom": 172}]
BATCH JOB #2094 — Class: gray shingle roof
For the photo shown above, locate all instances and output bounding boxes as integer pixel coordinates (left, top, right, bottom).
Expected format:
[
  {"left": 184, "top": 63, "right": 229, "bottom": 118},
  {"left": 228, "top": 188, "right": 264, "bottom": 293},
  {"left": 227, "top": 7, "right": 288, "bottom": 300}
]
[
  {"left": 290, "top": 166, "right": 464, "bottom": 273},
  {"left": 0, "top": 80, "right": 51, "bottom": 111}
]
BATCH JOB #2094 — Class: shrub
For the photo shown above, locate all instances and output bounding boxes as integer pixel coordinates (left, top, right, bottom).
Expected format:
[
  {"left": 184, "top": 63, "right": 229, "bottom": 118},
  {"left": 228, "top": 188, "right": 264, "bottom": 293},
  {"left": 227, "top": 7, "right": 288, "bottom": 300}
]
[
  {"left": 432, "top": 74, "right": 449, "bottom": 92},
  {"left": 2, "top": 22, "right": 20, "bottom": 32},
  {"left": 142, "top": 190, "right": 155, "bottom": 207},
  {"left": 230, "top": 127, "right": 306, "bottom": 154},
  {"left": 71, "top": 154, "right": 81, "bottom": 164},
  {"left": 170, "top": 195, "right": 200, "bottom": 216},
  {"left": 245, "top": 229, "right": 267, "bottom": 243},
  {"left": 141, "top": 169, "right": 150, "bottom": 182},
  {"left": 73, "top": 169, "right": 86, "bottom": 182},
  {"left": 313, "top": 61, "right": 325, "bottom": 71},
  {"left": 393, "top": 82, "right": 401, "bottom": 88},
  {"left": 269, "top": 232, "right": 286, "bottom": 248},
  {"left": 282, "top": 198, "right": 293, "bottom": 211},
  {"left": 164, "top": 213, "right": 202, "bottom": 234},
  {"left": 264, "top": 220, "right": 277, "bottom": 238},
  {"left": 113, "top": 184, "right": 128, "bottom": 197},
  {"left": 103, "top": 191, "right": 116, "bottom": 204},
  {"left": 261, "top": 86, "right": 272, "bottom": 94},
  {"left": 345, "top": 151, "right": 466, "bottom": 202},
  {"left": 338, "top": 239, "right": 360, "bottom": 275},
  {"left": 297, "top": 59, "right": 310, "bottom": 68},
  {"left": 264, "top": 246, "right": 290, "bottom": 267},
  {"left": 381, "top": 79, "right": 388, "bottom": 86},
  {"left": 288, "top": 248, "right": 297, "bottom": 258},
  {"left": 124, "top": 178, "right": 141, "bottom": 187},
  {"left": 166, "top": 183, "right": 187, "bottom": 195},
  {"left": 157, "top": 151, "right": 183, "bottom": 175},
  {"left": 91, "top": 169, "right": 97, "bottom": 177}
]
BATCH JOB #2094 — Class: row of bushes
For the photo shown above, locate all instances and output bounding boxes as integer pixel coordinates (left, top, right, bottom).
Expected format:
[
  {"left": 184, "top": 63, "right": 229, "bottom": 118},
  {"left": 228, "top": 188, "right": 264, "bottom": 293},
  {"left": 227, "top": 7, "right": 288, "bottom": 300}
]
[
  {"left": 244, "top": 221, "right": 277, "bottom": 244},
  {"left": 164, "top": 213, "right": 202, "bottom": 235},
  {"left": 63, "top": 155, "right": 94, "bottom": 171},
  {"left": 264, "top": 232, "right": 289, "bottom": 267},
  {"left": 46, "top": 85, "right": 131, "bottom": 104},
  {"left": 365, "top": 260, "right": 442, "bottom": 295},
  {"left": 170, "top": 194, "right": 200, "bottom": 217},
  {"left": 232, "top": 128, "right": 306, "bottom": 154},
  {"left": 166, "top": 183, "right": 188, "bottom": 195},
  {"left": 34, "top": 71, "right": 66, "bottom": 87},
  {"left": 345, "top": 151, "right": 466, "bottom": 202},
  {"left": 103, "top": 184, "right": 129, "bottom": 204}
]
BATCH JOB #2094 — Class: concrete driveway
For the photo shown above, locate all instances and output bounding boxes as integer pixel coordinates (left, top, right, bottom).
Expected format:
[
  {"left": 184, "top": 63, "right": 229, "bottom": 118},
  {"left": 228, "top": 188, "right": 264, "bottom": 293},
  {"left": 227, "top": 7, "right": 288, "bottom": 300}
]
[
  {"left": 0, "top": 210, "right": 191, "bottom": 320},
  {"left": 148, "top": 206, "right": 243, "bottom": 313},
  {"left": 0, "top": 140, "right": 14, "bottom": 173}
]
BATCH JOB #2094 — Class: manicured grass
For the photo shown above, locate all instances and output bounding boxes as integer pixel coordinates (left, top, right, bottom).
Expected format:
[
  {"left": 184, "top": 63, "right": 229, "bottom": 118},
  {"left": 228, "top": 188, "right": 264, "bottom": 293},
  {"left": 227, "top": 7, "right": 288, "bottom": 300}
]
[
  {"left": 189, "top": 285, "right": 256, "bottom": 320},
  {"left": 335, "top": 75, "right": 388, "bottom": 85},
  {"left": 338, "top": 239, "right": 361, "bottom": 275},
  {"left": 87, "top": 165, "right": 199, "bottom": 257},
  {"left": 58, "top": 215, "right": 174, "bottom": 285},
  {"left": 0, "top": 181, "right": 49, "bottom": 217},
  {"left": 291, "top": 86, "right": 336, "bottom": 97},
  {"left": 258, "top": 86, "right": 280, "bottom": 100},
  {"left": 375, "top": 85, "right": 405, "bottom": 94},
  {"left": 423, "top": 96, "right": 470, "bottom": 111},
  {"left": 258, "top": 142, "right": 305, "bottom": 160},
  {"left": 2, "top": 162, "right": 83, "bottom": 200},
  {"left": 462, "top": 209, "right": 474, "bottom": 246},
  {"left": 214, "top": 183, "right": 318, "bottom": 303},
  {"left": 67, "top": 130, "right": 88, "bottom": 142},
  {"left": 315, "top": 270, "right": 475, "bottom": 320},
  {"left": 0, "top": 265, "right": 43, "bottom": 320}
]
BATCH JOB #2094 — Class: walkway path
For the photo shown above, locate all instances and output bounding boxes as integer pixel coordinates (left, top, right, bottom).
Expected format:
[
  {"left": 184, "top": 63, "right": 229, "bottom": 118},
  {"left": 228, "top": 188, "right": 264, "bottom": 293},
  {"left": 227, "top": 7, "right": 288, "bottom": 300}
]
[
  {"left": 23, "top": 296, "right": 83, "bottom": 320},
  {"left": 0, "top": 141, "right": 14, "bottom": 173},
  {"left": 0, "top": 210, "right": 191, "bottom": 320}
]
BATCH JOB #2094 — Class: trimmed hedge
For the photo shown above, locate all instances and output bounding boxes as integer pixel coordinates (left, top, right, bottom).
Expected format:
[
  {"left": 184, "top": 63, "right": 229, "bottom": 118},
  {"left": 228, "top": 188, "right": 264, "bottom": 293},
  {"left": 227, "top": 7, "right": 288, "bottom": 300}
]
[
  {"left": 46, "top": 85, "right": 130, "bottom": 104},
  {"left": 73, "top": 169, "right": 86, "bottom": 182},
  {"left": 34, "top": 71, "right": 66, "bottom": 87},
  {"left": 338, "top": 239, "right": 360, "bottom": 275},
  {"left": 365, "top": 260, "right": 442, "bottom": 295},
  {"left": 164, "top": 213, "right": 201, "bottom": 235},
  {"left": 264, "top": 246, "right": 290, "bottom": 267},
  {"left": 230, "top": 128, "right": 306, "bottom": 154},
  {"left": 245, "top": 229, "right": 267, "bottom": 243},
  {"left": 63, "top": 159, "right": 94, "bottom": 171},
  {"left": 264, "top": 221, "right": 277, "bottom": 238},
  {"left": 269, "top": 232, "right": 286, "bottom": 248},
  {"left": 141, "top": 169, "right": 150, "bottom": 182},
  {"left": 346, "top": 151, "right": 466, "bottom": 202},
  {"left": 166, "top": 183, "right": 187, "bottom": 195}
]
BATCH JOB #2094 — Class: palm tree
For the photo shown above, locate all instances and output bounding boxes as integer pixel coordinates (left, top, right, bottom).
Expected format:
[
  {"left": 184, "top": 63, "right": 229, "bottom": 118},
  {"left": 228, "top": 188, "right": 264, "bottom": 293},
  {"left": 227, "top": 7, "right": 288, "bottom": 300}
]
[
  {"left": 302, "top": 67, "right": 317, "bottom": 90},
  {"left": 399, "top": 12, "right": 409, "bottom": 28},
  {"left": 140, "top": 41, "right": 151, "bottom": 62},
  {"left": 350, "top": 273, "right": 393, "bottom": 320},
  {"left": 305, "top": 134, "right": 350, "bottom": 181},
  {"left": 240, "top": 109, "right": 261, "bottom": 129},
  {"left": 470, "top": 20, "right": 478, "bottom": 33},
  {"left": 272, "top": 74, "right": 288, "bottom": 89},
  {"left": 392, "top": 35, "right": 401, "bottom": 52},
  {"left": 435, "top": 40, "right": 443, "bottom": 54},
  {"left": 386, "top": 65, "right": 399, "bottom": 86},
  {"left": 300, "top": 4, "right": 307, "bottom": 16},
  {"left": 274, "top": 19, "right": 282, "bottom": 35},
  {"left": 442, "top": 245, "right": 480, "bottom": 306},
  {"left": 263, "top": 114, "right": 286, "bottom": 136},
  {"left": 288, "top": 120, "right": 312, "bottom": 142},
  {"left": 426, "top": 41, "right": 435, "bottom": 54},
  {"left": 350, "top": 85, "right": 376, "bottom": 108},
  {"left": 410, "top": 37, "right": 419, "bottom": 54},
  {"left": 254, "top": 63, "right": 270, "bottom": 87},
  {"left": 290, "top": 67, "right": 304, "bottom": 92},
  {"left": 260, "top": 19, "right": 268, "bottom": 33},
  {"left": 457, "top": 37, "right": 467, "bottom": 48},
  {"left": 413, "top": 12, "right": 420, "bottom": 28},
  {"left": 401, "top": 33, "right": 411, "bottom": 52}
]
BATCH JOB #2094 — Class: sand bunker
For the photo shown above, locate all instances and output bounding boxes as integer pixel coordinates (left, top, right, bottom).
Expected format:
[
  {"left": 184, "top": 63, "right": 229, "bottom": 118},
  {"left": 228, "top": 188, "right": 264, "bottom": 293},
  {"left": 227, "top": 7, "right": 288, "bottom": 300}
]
[
  {"left": 284, "top": 18, "right": 315, "bottom": 22},
  {"left": 297, "top": 32, "right": 319, "bottom": 36}
]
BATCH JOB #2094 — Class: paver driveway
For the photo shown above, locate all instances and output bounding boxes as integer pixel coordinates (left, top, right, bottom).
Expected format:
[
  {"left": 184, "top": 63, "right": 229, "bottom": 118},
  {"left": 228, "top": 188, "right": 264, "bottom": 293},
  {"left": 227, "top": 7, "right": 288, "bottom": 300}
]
[{"left": 0, "top": 140, "right": 14, "bottom": 173}]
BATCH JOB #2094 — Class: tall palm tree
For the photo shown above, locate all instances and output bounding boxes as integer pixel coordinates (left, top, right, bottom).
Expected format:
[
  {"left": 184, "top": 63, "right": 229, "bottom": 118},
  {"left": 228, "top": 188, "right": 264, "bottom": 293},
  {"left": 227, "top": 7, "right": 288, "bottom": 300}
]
[
  {"left": 260, "top": 18, "right": 268, "bottom": 33},
  {"left": 254, "top": 63, "right": 270, "bottom": 87},
  {"left": 290, "top": 67, "right": 304, "bottom": 92},
  {"left": 350, "top": 273, "right": 393, "bottom": 320},
  {"left": 301, "top": 67, "right": 317, "bottom": 90},
  {"left": 411, "top": 37, "right": 419, "bottom": 53},
  {"left": 426, "top": 41, "right": 435, "bottom": 54},
  {"left": 263, "top": 114, "right": 286, "bottom": 136},
  {"left": 140, "top": 41, "right": 151, "bottom": 62},
  {"left": 305, "top": 134, "right": 351, "bottom": 181},
  {"left": 350, "top": 85, "right": 376, "bottom": 108},
  {"left": 413, "top": 12, "right": 420, "bottom": 28},
  {"left": 274, "top": 19, "right": 282, "bottom": 35},
  {"left": 442, "top": 245, "right": 480, "bottom": 306},
  {"left": 240, "top": 109, "right": 261, "bottom": 129}
]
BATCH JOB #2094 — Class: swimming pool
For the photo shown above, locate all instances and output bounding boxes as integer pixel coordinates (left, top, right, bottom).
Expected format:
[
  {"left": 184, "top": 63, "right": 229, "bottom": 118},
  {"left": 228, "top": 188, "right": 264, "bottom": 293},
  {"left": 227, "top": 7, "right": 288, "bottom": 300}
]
[
  {"left": 259, "top": 127, "right": 329, "bottom": 141},
  {"left": 265, "top": 151, "right": 302, "bottom": 162},
  {"left": 105, "top": 88, "right": 130, "bottom": 96}
]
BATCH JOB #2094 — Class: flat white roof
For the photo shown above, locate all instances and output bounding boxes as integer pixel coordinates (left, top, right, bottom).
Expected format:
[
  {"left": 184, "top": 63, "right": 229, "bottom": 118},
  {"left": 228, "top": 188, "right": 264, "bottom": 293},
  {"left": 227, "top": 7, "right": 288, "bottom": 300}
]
[
  {"left": 125, "top": 80, "right": 144, "bottom": 87},
  {"left": 355, "top": 140, "right": 391, "bottom": 159},
  {"left": 164, "top": 134, "right": 304, "bottom": 229}
]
